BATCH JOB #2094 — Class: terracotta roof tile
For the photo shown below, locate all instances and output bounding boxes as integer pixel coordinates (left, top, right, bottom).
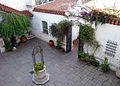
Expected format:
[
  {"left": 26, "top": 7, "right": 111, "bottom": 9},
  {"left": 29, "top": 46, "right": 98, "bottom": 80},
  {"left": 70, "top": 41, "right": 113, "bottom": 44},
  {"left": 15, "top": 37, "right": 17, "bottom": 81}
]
[
  {"left": 0, "top": 3, "right": 33, "bottom": 17},
  {"left": 33, "top": 0, "right": 78, "bottom": 15},
  {"left": 21, "top": 10, "right": 33, "bottom": 17}
]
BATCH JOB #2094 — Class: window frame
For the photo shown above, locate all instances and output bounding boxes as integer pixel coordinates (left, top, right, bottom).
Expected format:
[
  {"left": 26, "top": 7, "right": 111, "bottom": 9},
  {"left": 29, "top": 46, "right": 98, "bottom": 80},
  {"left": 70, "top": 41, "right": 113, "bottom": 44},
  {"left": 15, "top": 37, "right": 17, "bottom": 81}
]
[{"left": 42, "top": 21, "right": 48, "bottom": 34}]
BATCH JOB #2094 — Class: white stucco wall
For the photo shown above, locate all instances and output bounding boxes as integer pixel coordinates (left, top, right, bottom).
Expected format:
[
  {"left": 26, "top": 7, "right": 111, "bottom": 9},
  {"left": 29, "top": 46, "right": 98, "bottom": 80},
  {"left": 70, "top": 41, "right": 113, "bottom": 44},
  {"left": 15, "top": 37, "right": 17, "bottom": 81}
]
[
  {"left": 70, "top": 15, "right": 120, "bottom": 71},
  {"left": 95, "top": 24, "right": 120, "bottom": 71},
  {"left": 82, "top": 23, "right": 120, "bottom": 71},
  {"left": 0, "top": 0, "right": 36, "bottom": 11},
  {"left": 32, "top": 12, "right": 67, "bottom": 50}
]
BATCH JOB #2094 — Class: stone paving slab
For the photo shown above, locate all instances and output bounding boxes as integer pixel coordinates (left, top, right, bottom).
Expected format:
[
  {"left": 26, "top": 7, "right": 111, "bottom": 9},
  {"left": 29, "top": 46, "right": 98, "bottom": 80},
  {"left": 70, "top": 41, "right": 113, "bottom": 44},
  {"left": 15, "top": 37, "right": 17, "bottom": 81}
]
[{"left": 0, "top": 38, "right": 120, "bottom": 86}]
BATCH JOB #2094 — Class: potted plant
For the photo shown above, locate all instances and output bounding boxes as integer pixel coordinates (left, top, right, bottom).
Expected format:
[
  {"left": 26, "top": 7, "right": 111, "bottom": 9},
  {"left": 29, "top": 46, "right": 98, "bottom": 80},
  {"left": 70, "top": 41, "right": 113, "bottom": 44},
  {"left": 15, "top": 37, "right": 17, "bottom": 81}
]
[
  {"left": 48, "top": 40, "right": 54, "bottom": 47},
  {"left": 78, "top": 51, "right": 85, "bottom": 61},
  {"left": 91, "top": 59, "right": 100, "bottom": 67},
  {"left": 84, "top": 53, "right": 91, "bottom": 64},
  {"left": 101, "top": 57, "right": 110, "bottom": 72},
  {"left": 34, "top": 61, "right": 44, "bottom": 74}
]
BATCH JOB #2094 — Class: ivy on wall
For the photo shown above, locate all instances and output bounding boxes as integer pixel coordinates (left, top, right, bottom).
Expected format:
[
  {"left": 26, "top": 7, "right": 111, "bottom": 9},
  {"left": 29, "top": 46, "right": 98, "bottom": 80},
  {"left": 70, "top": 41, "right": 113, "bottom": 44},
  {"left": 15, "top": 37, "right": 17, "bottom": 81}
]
[{"left": 79, "top": 23, "right": 100, "bottom": 54}]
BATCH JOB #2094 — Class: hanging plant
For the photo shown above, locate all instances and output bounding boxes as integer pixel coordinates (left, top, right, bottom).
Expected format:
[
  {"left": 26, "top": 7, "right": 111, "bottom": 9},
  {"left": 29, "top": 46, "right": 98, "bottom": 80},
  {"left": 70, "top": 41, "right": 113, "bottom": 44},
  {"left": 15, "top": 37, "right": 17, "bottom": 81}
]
[{"left": 50, "top": 20, "right": 72, "bottom": 48}]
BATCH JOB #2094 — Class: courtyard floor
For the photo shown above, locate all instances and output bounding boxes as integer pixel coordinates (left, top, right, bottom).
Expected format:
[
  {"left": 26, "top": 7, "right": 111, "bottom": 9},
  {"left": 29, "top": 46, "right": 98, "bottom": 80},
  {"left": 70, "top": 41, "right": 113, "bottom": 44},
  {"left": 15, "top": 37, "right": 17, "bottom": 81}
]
[{"left": 0, "top": 38, "right": 120, "bottom": 86}]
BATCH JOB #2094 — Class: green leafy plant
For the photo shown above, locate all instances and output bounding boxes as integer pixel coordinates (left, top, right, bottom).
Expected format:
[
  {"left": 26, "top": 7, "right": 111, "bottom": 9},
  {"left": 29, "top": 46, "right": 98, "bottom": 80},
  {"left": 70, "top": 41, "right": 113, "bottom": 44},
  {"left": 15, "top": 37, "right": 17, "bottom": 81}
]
[
  {"left": 85, "top": 54, "right": 99, "bottom": 66},
  {"left": 78, "top": 50, "right": 85, "bottom": 58},
  {"left": 4, "top": 40, "right": 13, "bottom": 51},
  {"left": 50, "top": 20, "right": 72, "bottom": 48},
  {"left": 101, "top": 57, "right": 110, "bottom": 72},
  {"left": 91, "top": 59, "right": 100, "bottom": 67},
  {"left": 0, "top": 12, "right": 31, "bottom": 51},
  {"left": 79, "top": 24, "right": 100, "bottom": 49},
  {"left": 34, "top": 61, "right": 44, "bottom": 74}
]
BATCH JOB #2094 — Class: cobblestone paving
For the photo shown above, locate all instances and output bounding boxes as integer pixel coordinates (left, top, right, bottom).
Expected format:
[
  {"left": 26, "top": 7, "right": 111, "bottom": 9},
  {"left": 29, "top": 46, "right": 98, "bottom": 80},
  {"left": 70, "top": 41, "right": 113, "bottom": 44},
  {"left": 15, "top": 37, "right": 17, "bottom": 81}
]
[{"left": 0, "top": 38, "right": 120, "bottom": 86}]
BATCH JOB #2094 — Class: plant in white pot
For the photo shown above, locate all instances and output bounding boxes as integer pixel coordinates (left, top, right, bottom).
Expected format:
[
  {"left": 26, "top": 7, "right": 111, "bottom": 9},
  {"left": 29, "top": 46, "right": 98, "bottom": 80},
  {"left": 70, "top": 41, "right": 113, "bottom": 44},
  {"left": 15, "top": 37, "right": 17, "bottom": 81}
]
[{"left": 32, "top": 44, "right": 49, "bottom": 85}]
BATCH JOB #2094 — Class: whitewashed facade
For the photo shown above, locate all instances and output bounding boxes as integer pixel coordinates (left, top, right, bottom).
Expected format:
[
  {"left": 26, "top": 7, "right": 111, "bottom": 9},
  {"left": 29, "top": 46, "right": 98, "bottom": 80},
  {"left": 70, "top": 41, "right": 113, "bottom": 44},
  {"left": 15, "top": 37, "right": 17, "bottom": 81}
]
[
  {"left": 32, "top": 12, "right": 67, "bottom": 50},
  {"left": 67, "top": 0, "right": 120, "bottom": 71},
  {"left": 0, "top": 0, "right": 32, "bottom": 11}
]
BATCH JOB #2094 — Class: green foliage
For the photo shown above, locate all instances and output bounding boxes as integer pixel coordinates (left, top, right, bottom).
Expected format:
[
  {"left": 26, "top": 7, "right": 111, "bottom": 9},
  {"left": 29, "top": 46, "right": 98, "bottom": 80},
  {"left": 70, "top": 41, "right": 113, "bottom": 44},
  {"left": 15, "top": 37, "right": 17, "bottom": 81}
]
[
  {"left": 79, "top": 24, "right": 100, "bottom": 49},
  {"left": 89, "top": 10, "right": 107, "bottom": 26},
  {"left": 4, "top": 40, "right": 13, "bottom": 51},
  {"left": 49, "top": 0, "right": 53, "bottom": 1},
  {"left": 0, "top": 13, "right": 31, "bottom": 51},
  {"left": 91, "top": 59, "right": 100, "bottom": 67},
  {"left": 85, "top": 54, "right": 95, "bottom": 62},
  {"left": 34, "top": 61, "right": 44, "bottom": 74},
  {"left": 84, "top": 54, "right": 99, "bottom": 66},
  {"left": 50, "top": 20, "right": 72, "bottom": 48},
  {"left": 0, "top": 13, "right": 31, "bottom": 39},
  {"left": 78, "top": 51, "right": 85, "bottom": 58},
  {"left": 101, "top": 57, "right": 110, "bottom": 72}
]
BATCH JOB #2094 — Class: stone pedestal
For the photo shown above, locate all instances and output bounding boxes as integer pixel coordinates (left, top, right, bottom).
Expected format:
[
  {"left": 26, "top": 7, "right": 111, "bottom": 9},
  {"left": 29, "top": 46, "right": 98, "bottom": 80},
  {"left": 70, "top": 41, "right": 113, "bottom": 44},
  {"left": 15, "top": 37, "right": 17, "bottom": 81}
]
[{"left": 32, "top": 66, "right": 49, "bottom": 85}]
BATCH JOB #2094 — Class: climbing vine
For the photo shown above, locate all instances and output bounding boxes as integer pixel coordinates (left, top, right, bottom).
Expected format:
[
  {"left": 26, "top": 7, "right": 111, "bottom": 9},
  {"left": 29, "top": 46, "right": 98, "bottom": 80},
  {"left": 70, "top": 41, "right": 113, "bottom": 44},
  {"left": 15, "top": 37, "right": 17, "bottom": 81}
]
[
  {"left": 79, "top": 23, "right": 100, "bottom": 54},
  {"left": 50, "top": 20, "right": 72, "bottom": 48}
]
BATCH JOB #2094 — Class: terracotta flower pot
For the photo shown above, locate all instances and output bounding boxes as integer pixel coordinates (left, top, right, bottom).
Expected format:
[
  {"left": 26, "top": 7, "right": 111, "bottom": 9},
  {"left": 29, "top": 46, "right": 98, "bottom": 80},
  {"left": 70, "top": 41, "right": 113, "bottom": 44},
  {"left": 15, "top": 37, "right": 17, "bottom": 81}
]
[
  {"left": 108, "top": 19, "right": 112, "bottom": 24},
  {"left": 48, "top": 40, "right": 54, "bottom": 47},
  {"left": 21, "top": 36, "right": 27, "bottom": 43},
  {"left": 81, "top": 57, "right": 85, "bottom": 61},
  {"left": 115, "top": 20, "right": 119, "bottom": 25},
  {"left": 111, "top": 20, "right": 115, "bottom": 24}
]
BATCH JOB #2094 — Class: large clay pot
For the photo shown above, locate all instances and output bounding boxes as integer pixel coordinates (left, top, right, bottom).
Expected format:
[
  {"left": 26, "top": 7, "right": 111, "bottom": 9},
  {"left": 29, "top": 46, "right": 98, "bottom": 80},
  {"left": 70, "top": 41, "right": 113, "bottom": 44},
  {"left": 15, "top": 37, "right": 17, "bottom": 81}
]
[
  {"left": 116, "top": 67, "right": 120, "bottom": 78},
  {"left": 32, "top": 66, "right": 49, "bottom": 85},
  {"left": 48, "top": 40, "right": 54, "bottom": 47}
]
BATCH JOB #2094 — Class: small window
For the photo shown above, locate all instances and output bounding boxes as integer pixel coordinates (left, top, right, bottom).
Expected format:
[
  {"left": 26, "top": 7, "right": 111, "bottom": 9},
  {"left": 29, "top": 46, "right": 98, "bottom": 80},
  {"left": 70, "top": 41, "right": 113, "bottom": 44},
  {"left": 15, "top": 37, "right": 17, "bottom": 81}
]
[
  {"left": 42, "top": 21, "right": 48, "bottom": 34},
  {"left": 49, "top": 0, "right": 53, "bottom": 1},
  {"left": 35, "top": 0, "right": 42, "bottom": 5},
  {"left": 35, "top": 0, "right": 48, "bottom": 5}
]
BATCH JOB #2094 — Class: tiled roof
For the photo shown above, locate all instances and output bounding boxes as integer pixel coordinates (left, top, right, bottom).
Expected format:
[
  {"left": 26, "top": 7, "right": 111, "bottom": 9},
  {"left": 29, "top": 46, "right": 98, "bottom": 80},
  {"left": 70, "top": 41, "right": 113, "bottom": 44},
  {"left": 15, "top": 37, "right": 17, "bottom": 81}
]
[
  {"left": 33, "top": 0, "right": 78, "bottom": 16},
  {"left": 0, "top": 3, "right": 33, "bottom": 17},
  {"left": 21, "top": 10, "right": 33, "bottom": 17}
]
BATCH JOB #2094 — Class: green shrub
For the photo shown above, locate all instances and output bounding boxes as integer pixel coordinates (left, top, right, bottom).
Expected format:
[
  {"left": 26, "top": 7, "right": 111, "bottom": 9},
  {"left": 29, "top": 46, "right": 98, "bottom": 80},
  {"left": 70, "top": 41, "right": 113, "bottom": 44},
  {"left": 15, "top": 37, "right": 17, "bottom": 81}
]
[
  {"left": 0, "top": 13, "right": 31, "bottom": 51},
  {"left": 91, "top": 59, "right": 100, "bottom": 67},
  {"left": 78, "top": 51, "right": 85, "bottom": 58},
  {"left": 101, "top": 58, "right": 110, "bottom": 72},
  {"left": 50, "top": 20, "right": 72, "bottom": 48}
]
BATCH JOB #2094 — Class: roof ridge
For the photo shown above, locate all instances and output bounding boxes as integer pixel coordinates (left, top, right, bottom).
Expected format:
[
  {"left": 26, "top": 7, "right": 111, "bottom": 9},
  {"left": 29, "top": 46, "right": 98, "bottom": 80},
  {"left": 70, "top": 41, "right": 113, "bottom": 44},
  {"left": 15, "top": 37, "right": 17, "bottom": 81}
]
[{"left": 0, "top": 3, "right": 33, "bottom": 17}]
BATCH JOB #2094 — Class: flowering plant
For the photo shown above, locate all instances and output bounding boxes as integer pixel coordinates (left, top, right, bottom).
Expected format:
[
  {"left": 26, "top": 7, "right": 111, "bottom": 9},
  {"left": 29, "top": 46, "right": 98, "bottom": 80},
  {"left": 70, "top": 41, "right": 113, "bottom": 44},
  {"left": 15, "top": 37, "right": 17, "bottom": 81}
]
[{"left": 80, "top": 7, "right": 120, "bottom": 26}]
